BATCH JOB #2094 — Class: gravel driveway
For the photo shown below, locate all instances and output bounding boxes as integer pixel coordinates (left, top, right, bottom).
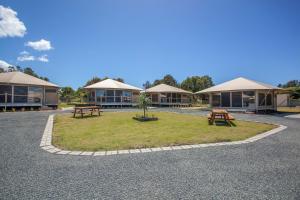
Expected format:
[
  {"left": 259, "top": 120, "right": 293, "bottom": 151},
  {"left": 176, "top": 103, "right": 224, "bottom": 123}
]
[{"left": 0, "top": 109, "right": 299, "bottom": 199}]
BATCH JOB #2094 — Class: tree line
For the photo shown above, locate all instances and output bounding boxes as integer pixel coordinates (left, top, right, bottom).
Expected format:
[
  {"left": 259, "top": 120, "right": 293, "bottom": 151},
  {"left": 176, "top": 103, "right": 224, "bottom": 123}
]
[
  {"left": 0, "top": 65, "right": 50, "bottom": 81},
  {"left": 278, "top": 80, "right": 300, "bottom": 99},
  {"left": 143, "top": 74, "right": 214, "bottom": 93},
  {"left": 59, "top": 74, "right": 214, "bottom": 103}
]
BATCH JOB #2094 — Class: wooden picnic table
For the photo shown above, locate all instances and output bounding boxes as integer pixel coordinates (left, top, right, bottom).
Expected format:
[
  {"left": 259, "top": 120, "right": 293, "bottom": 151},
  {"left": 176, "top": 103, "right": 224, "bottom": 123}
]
[
  {"left": 73, "top": 106, "right": 102, "bottom": 118},
  {"left": 207, "top": 109, "right": 235, "bottom": 125}
]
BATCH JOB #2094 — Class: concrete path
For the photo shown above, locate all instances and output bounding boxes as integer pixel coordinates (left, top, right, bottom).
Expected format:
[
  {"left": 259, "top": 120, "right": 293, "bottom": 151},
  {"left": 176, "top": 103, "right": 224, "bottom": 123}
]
[
  {"left": 285, "top": 113, "right": 300, "bottom": 119},
  {"left": 0, "top": 109, "right": 299, "bottom": 199}
]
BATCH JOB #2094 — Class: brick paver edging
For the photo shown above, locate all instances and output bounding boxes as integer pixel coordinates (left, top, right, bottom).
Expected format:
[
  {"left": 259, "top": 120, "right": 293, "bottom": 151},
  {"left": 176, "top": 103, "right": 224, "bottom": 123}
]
[{"left": 40, "top": 114, "right": 287, "bottom": 156}]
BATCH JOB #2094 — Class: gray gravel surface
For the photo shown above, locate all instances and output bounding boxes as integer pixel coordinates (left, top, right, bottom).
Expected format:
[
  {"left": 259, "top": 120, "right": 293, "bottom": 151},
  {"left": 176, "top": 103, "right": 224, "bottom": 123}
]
[{"left": 0, "top": 109, "right": 299, "bottom": 199}]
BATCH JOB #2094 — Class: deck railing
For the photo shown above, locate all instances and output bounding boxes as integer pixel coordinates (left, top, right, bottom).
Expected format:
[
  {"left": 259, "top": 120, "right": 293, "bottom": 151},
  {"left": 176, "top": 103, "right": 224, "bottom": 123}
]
[
  {"left": 89, "top": 96, "right": 139, "bottom": 104},
  {"left": 0, "top": 94, "right": 42, "bottom": 104},
  {"left": 151, "top": 97, "right": 191, "bottom": 104}
]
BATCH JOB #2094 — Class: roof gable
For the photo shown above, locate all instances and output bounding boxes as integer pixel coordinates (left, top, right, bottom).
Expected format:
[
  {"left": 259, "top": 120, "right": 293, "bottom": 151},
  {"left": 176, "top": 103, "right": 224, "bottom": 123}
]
[
  {"left": 84, "top": 78, "right": 142, "bottom": 91},
  {"left": 145, "top": 84, "right": 192, "bottom": 94},
  {"left": 196, "top": 77, "right": 280, "bottom": 93},
  {"left": 0, "top": 71, "right": 59, "bottom": 87}
]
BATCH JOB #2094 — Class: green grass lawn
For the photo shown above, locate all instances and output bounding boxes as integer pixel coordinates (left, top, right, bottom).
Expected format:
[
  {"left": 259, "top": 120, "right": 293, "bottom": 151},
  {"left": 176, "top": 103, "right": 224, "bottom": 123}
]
[
  {"left": 53, "top": 112, "right": 277, "bottom": 151},
  {"left": 58, "top": 103, "right": 74, "bottom": 109}
]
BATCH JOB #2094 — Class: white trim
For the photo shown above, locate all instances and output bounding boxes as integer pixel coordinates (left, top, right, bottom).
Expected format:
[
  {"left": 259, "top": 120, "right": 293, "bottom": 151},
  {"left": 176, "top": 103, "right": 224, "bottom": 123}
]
[{"left": 40, "top": 114, "right": 287, "bottom": 156}]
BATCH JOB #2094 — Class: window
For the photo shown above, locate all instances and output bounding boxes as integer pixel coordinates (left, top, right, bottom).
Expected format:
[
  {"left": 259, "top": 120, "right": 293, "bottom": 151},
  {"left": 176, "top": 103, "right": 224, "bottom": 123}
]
[
  {"left": 212, "top": 93, "right": 221, "bottom": 107},
  {"left": 221, "top": 92, "right": 230, "bottom": 107},
  {"left": 123, "top": 91, "right": 131, "bottom": 97},
  {"left": 28, "top": 86, "right": 43, "bottom": 103},
  {"left": 176, "top": 93, "right": 181, "bottom": 103},
  {"left": 106, "top": 90, "right": 114, "bottom": 102},
  {"left": 123, "top": 91, "right": 132, "bottom": 102},
  {"left": 232, "top": 92, "right": 242, "bottom": 107},
  {"left": 96, "top": 90, "right": 105, "bottom": 97},
  {"left": 166, "top": 93, "right": 172, "bottom": 103},
  {"left": 151, "top": 94, "right": 158, "bottom": 102},
  {"left": 87, "top": 90, "right": 95, "bottom": 102},
  {"left": 14, "top": 86, "right": 28, "bottom": 103},
  {"left": 243, "top": 91, "right": 255, "bottom": 107},
  {"left": 115, "top": 90, "right": 122, "bottom": 96},
  {"left": 182, "top": 94, "right": 190, "bottom": 103},
  {"left": 45, "top": 88, "right": 56, "bottom": 93},
  {"left": 259, "top": 93, "right": 266, "bottom": 106},
  {"left": 96, "top": 90, "right": 105, "bottom": 102},
  {"left": 266, "top": 93, "right": 272, "bottom": 106},
  {"left": 160, "top": 93, "right": 168, "bottom": 103},
  {"left": 0, "top": 85, "right": 12, "bottom": 103},
  {"left": 172, "top": 93, "right": 177, "bottom": 103},
  {"left": 115, "top": 90, "right": 122, "bottom": 102}
]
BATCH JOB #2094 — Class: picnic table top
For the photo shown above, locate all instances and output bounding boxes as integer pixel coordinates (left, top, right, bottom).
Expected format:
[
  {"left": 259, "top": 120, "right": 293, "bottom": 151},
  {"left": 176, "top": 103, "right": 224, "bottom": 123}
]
[
  {"left": 74, "top": 106, "right": 101, "bottom": 109},
  {"left": 212, "top": 109, "right": 228, "bottom": 114}
]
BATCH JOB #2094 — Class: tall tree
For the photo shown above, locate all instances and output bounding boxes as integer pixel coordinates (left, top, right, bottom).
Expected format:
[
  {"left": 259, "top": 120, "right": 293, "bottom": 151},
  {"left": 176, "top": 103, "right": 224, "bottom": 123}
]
[
  {"left": 114, "top": 78, "right": 124, "bottom": 83},
  {"left": 153, "top": 79, "right": 161, "bottom": 86},
  {"left": 285, "top": 80, "right": 299, "bottom": 88},
  {"left": 290, "top": 87, "right": 300, "bottom": 99},
  {"left": 84, "top": 76, "right": 102, "bottom": 86},
  {"left": 23, "top": 67, "right": 39, "bottom": 77},
  {"left": 181, "top": 75, "right": 214, "bottom": 92},
  {"left": 162, "top": 74, "right": 177, "bottom": 86},
  {"left": 278, "top": 80, "right": 300, "bottom": 88},
  {"left": 143, "top": 81, "right": 152, "bottom": 89},
  {"left": 59, "top": 87, "right": 75, "bottom": 103},
  {"left": 8, "top": 66, "right": 15, "bottom": 72},
  {"left": 75, "top": 87, "right": 87, "bottom": 102},
  {"left": 151, "top": 74, "right": 177, "bottom": 86},
  {"left": 16, "top": 66, "right": 23, "bottom": 72},
  {"left": 40, "top": 77, "right": 49, "bottom": 81}
]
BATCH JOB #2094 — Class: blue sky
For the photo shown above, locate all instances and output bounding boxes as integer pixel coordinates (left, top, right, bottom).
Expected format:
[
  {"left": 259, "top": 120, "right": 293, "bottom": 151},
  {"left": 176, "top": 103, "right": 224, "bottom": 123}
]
[{"left": 0, "top": 0, "right": 299, "bottom": 89}]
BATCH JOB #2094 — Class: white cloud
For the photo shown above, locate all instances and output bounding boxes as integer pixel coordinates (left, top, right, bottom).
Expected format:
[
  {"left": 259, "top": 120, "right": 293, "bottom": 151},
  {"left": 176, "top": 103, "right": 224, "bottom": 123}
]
[
  {"left": 37, "top": 54, "right": 48, "bottom": 62},
  {"left": 17, "top": 51, "right": 49, "bottom": 62},
  {"left": 17, "top": 54, "right": 35, "bottom": 61},
  {"left": 25, "top": 39, "right": 53, "bottom": 51},
  {"left": 0, "top": 5, "right": 26, "bottom": 37},
  {"left": 0, "top": 59, "right": 13, "bottom": 69},
  {"left": 20, "top": 50, "right": 29, "bottom": 55}
]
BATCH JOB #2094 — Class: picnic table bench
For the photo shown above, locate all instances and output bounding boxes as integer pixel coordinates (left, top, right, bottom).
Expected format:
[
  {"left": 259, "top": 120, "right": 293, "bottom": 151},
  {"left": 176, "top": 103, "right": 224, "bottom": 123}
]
[
  {"left": 207, "top": 109, "right": 235, "bottom": 125},
  {"left": 73, "top": 106, "right": 103, "bottom": 118}
]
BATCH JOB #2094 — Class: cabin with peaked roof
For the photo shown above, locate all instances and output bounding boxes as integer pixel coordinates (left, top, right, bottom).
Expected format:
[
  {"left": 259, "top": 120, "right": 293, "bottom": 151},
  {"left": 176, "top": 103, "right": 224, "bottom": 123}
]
[
  {"left": 195, "top": 77, "right": 281, "bottom": 112},
  {"left": 0, "top": 71, "right": 59, "bottom": 109},
  {"left": 84, "top": 78, "right": 142, "bottom": 107},
  {"left": 144, "top": 84, "right": 193, "bottom": 107}
]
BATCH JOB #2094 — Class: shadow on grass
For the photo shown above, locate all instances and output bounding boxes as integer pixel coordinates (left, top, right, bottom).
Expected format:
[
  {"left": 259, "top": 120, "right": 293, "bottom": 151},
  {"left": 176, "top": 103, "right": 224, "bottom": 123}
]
[
  {"left": 73, "top": 115, "right": 102, "bottom": 119},
  {"left": 209, "top": 120, "right": 236, "bottom": 127}
]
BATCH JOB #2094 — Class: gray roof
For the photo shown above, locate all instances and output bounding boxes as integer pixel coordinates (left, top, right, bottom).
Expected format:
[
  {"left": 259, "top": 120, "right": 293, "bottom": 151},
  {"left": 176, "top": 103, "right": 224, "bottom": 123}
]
[
  {"left": 84, "top": 78, "right": 142, "bottom": 91},
  {"left": 0, "top": 71, "right": 59, "bottom": 87},
  {"left": 145, "top": 84, "right": 192, "bottom": 94},
  {"left": 196, "top": 77, "right": 280, "bottom": 94}
]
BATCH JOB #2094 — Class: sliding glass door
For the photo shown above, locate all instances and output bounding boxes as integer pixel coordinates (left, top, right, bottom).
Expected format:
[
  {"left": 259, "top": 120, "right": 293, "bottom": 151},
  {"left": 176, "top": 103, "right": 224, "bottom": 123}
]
[
  {"left": 212, "top": 93, "right": 221, "bottom": 107},
  {"left": 0, "top": 85, "right": 12, "bottom": 103},
  {"left": 14, "top": 86, "right": 28, "bottom": 103},
  {"left": 28, "top": 86, "right": 43, "bottom": 103},
  {"left": 232, "top": 92, "right": 242, "bottom": 107},
  {"left": 221, "top": 92, "right": 230, "bottom": 107}
]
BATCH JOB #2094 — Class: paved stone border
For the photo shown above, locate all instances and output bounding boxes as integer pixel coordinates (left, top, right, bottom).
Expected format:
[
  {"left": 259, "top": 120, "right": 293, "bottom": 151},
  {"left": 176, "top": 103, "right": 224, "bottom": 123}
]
[{"left": 40, "top": 114, "right": 287, "bottom": 156}]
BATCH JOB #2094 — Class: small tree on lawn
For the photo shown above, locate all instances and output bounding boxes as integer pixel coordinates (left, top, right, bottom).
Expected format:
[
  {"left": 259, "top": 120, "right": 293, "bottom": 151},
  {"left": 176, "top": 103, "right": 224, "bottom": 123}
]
[{"left": 138, "top": 93, "right": 151, "bottom": 118}]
